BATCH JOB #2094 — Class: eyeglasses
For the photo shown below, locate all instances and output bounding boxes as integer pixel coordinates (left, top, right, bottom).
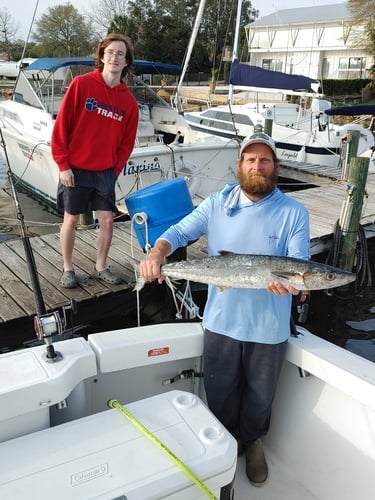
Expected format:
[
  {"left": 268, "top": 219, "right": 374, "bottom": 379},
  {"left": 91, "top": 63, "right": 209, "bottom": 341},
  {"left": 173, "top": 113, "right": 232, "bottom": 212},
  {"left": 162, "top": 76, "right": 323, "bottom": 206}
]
[{"left": 104, "top": 50, "right": 126, "bottom": 60}]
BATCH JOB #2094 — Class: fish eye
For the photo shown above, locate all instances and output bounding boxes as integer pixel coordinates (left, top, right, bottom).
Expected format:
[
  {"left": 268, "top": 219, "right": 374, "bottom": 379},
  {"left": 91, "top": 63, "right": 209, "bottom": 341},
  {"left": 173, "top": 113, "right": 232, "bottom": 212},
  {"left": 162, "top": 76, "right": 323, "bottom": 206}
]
[{"left": 326, "top": 272, "right": 337, "bottom": 281}]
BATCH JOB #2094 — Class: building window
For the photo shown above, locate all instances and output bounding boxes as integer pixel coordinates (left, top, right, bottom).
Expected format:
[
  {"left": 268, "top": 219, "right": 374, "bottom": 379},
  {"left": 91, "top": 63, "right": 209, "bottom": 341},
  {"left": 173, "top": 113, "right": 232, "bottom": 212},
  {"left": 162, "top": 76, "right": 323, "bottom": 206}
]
[
  {"left": 338, "top": 57, "right": 366, "bottom": 78},
  {"left": 262, "top": 59, "right": 283, "bottom": 72}
]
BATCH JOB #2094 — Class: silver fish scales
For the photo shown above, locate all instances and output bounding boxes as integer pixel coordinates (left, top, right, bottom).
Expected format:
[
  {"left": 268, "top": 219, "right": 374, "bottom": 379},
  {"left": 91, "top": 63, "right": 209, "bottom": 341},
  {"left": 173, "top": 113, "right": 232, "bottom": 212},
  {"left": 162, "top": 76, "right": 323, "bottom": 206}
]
[{"left": 135, "top": 253, "right": 356, "bottom": 292}]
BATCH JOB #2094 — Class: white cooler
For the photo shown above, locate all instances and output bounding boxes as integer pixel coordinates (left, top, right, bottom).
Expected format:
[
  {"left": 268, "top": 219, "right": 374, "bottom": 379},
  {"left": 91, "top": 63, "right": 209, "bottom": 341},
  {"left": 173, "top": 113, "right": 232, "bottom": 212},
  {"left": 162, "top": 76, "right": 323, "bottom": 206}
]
[{"left": 0, "top": 390, "right": 237, "bottom": 499}]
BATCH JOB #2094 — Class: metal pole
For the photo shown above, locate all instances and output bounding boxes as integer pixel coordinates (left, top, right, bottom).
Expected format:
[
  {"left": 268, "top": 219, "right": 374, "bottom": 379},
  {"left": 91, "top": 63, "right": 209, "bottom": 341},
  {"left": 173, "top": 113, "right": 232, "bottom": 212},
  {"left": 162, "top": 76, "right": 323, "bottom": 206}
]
[
  {"left": 176, "top": 0, "right": 206, "bottom": 112},
  {"left": 228, "top": 0, "right": 243, "bottom": 104}
]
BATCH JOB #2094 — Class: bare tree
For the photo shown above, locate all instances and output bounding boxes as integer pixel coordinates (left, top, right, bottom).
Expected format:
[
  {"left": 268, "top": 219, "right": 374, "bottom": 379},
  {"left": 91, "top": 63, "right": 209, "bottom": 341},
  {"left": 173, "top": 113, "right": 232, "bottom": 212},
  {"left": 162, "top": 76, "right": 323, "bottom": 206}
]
[
  {"left": 0, "top": 7, "right": 18, "bottom": 59},
  {"left": 348, "top": 0, "right": 375, "bottom": 56},
  {"left": 87, "top": 0, "right": 130, "bottom": 38}
]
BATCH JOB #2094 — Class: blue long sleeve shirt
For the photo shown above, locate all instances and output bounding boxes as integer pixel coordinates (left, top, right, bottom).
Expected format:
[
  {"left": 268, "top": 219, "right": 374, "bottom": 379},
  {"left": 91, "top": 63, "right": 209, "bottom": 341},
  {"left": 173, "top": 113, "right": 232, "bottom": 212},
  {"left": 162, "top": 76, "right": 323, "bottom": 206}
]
[{"left": 159, "top": 182, "right": 310, "bottom": 344}]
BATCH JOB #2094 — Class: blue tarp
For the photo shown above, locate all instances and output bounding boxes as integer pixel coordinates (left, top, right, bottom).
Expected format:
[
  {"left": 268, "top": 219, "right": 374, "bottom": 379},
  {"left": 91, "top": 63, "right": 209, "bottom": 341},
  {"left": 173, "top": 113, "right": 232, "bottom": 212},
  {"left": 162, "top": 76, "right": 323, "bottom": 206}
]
[
  {"left": 229, "top": 59, "right": 319, "bottom": 91},
  {"left": 25, "top": 57, "right": 181, "bottom": 75},
  {"left": 325, "top": 105, "right": 375, "bottom": 116}
]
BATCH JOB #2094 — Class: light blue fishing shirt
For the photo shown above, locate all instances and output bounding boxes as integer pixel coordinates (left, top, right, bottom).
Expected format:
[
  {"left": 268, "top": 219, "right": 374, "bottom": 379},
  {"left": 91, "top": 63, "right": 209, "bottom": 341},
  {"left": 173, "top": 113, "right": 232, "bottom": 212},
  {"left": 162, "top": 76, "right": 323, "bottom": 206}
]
[{"left": 159, "top": 182, "right": 310, "bottom": 344}]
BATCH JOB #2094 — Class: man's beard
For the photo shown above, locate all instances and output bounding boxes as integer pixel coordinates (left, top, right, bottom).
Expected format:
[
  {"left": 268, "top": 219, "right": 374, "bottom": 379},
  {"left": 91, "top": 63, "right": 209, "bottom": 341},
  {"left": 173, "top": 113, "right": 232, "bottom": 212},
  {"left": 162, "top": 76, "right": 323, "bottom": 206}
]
[{"left": 238, "top": 169, "right": 278, "bottom": 197}]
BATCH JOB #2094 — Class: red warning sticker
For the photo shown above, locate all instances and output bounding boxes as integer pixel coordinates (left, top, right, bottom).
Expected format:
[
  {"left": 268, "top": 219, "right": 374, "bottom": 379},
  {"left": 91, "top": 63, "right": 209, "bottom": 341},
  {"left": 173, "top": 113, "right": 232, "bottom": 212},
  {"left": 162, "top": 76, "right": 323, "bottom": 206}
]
[{"left": 148, "top": 347, "right": 170, "bottom": 357}]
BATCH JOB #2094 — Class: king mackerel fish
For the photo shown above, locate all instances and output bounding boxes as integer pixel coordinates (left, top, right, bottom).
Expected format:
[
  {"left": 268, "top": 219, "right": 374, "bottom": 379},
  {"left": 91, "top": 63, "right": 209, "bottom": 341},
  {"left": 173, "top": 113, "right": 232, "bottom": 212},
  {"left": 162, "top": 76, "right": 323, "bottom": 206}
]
[{"left": 135, "top": 253, "right": 356, "bottom": 292}]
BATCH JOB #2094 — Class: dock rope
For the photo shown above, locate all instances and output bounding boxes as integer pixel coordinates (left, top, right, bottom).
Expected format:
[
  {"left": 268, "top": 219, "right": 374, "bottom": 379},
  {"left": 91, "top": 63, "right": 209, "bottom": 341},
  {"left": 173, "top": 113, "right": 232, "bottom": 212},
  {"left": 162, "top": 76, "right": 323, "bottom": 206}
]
[
  {"left": 107, "top": 399, "right": 217, "bottom": 500},
  {"left": 130, "top": 213, "right": 152, "bottom": 327}
]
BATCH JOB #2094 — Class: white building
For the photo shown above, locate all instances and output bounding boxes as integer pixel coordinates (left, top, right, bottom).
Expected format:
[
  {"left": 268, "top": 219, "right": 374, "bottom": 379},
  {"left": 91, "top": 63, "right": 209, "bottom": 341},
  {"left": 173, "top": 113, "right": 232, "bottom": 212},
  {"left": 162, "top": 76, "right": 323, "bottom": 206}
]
[{"left": 245, "top": 2, "right": 373, "bottom": 80}]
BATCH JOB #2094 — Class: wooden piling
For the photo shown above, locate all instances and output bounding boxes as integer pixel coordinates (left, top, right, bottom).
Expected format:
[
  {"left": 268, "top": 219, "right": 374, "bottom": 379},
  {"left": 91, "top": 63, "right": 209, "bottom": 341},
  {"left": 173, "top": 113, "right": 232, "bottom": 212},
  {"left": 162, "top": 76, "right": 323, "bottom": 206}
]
[
  {"left": 341, "top": 129, "right": 360, "bottom": 181},
  {"left": 264, "top": 118, "right": 273, "bottom": 136},
  {"left": 337, "top": 156, "right": 370, "bottom": 271}
]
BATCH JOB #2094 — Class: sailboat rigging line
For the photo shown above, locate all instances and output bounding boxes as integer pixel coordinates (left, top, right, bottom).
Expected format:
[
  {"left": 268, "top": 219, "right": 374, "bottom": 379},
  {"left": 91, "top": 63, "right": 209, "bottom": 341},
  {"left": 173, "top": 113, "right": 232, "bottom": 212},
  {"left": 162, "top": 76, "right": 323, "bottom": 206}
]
[
  {"left": 227, "top": 100, "right": 242, "bottom": 146},
  {"left": 0, "top": 126, "right": 47, "bottom": 317},
  {"left": 17, "top": 0, "right": 40, "bottom": 83}
]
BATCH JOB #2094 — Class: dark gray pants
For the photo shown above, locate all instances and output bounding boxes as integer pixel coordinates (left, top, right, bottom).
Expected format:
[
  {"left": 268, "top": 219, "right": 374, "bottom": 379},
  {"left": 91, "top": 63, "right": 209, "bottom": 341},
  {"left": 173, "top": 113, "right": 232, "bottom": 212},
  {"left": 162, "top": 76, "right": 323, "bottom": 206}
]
[{"left": 203, "top": 329, "right": 288, "bottom": 445}]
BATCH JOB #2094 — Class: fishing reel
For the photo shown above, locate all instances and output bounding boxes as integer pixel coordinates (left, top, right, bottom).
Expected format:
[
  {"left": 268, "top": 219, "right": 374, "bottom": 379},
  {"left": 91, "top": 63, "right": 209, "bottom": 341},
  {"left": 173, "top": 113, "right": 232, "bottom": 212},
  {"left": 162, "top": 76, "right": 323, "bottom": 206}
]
[{"left": 34, "top": 300, "right": 77, "bottom": 363}]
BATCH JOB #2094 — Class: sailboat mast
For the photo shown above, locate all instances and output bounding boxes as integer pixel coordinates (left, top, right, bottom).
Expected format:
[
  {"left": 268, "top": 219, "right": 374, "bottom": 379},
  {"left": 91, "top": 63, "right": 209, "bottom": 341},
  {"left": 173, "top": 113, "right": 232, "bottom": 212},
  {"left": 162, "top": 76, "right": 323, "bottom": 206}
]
[
  {"left": 228, "top": 0, "right": 243, "bottom": 104},
  {"left": 176, "top": 0, "right": 207, "bottom": 111}
]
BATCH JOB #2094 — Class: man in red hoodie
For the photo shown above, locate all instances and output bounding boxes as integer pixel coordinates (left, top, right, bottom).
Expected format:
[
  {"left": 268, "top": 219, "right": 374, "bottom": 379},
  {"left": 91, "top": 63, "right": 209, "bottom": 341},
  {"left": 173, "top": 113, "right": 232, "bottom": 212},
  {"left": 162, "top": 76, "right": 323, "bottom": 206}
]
[{"left": 52, "top": 33, "right": 139, "bottom": 288}]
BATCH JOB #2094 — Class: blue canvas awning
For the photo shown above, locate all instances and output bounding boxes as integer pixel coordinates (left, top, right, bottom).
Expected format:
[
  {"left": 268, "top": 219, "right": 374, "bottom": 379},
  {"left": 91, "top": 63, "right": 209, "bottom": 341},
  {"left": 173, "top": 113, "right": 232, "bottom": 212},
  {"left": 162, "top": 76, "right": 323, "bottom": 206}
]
[
  {"left": 25, "top": 57, "right": 95, "bottom": 72},
  {"left": 25, "top": 57, "right": 181, "bottom": 76},
  {"left": 229, "top": 59, "right": 319, "bottom": 92}
]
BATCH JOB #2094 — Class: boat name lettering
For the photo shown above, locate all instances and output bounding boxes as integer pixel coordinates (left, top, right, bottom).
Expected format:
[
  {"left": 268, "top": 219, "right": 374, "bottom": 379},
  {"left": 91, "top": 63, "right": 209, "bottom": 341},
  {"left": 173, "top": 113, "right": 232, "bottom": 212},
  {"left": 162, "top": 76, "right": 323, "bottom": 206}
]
[
  {"left": 17, "top": 142, "right": 34, "bottom": 160},
  {"left": 123, "top": 159, "right": 162, "bottom": 176},
  {"left": 280, "top": 151, "right": 298, "bottom": 160},
  {"left": 71, "top": 463, "right": 108, "bottom": 486},
  {"left": 1, "top": 109, "right": 19, "bottom": 123}
]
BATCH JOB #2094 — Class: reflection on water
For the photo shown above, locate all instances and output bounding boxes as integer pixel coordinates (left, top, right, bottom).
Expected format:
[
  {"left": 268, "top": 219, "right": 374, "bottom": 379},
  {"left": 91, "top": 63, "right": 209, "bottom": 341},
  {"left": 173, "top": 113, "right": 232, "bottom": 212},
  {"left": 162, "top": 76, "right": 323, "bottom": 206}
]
[
  {"left": 304, "top": 272, "right": 375, "bottom": 362},
  {"left": 0, "top": 158, "right": 374, "bottom": 360}
]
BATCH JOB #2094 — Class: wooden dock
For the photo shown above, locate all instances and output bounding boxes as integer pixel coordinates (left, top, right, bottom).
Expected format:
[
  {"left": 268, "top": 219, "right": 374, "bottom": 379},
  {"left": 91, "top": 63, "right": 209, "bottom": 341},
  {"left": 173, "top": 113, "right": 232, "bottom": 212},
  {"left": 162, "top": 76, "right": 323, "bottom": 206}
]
[{"left": 0, "top": 160, "right": 375, "bottom": 349}]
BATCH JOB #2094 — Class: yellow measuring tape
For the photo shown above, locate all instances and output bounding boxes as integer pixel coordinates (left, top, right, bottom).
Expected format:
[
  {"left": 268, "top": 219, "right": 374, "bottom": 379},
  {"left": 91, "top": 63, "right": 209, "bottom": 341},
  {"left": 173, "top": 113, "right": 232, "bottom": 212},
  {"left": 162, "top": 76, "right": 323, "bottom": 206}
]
[{"left": 107, "top": 399, "right": 217, "bottom": 500}]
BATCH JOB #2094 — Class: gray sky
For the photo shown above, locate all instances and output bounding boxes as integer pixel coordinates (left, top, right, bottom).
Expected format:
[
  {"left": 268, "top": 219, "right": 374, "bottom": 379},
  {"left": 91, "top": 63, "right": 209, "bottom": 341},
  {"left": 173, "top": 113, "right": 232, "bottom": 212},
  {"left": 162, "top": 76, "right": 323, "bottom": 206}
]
[{"left": 8, "top": 0, "right": 344, "bottom": 41}]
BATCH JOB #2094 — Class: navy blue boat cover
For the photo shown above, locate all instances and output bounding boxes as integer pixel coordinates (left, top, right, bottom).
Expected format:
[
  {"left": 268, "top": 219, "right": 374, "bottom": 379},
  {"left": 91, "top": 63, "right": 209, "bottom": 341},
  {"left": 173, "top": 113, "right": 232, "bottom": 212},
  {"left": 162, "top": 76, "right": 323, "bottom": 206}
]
[
  {"left": 229, "top": 59, "right": 319, "bottom": 91},
  {"left": 325, "top": 105, "right": 375, "bottom": 116}
]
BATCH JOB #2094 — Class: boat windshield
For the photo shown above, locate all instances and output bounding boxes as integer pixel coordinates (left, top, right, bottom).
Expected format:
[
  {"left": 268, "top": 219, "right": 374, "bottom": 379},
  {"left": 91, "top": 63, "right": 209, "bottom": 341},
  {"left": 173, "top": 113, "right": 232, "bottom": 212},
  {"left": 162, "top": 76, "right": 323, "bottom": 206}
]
[
  {"left": 202, "top": 109, "right": 255, "bottom": 126},
  {"left": 12, "top": 64, "right": 93, "bottom": 116},
  {"left": 128, "top": 77, "right": 170, "bottom": 108}
]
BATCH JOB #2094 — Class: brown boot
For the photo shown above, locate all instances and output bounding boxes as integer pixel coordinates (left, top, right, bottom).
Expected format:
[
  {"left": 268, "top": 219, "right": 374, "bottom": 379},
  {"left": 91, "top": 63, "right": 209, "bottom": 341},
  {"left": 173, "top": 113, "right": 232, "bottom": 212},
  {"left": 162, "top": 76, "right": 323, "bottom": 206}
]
[{"left": 245, "top": 438, "right": 268, "bottom": 487}]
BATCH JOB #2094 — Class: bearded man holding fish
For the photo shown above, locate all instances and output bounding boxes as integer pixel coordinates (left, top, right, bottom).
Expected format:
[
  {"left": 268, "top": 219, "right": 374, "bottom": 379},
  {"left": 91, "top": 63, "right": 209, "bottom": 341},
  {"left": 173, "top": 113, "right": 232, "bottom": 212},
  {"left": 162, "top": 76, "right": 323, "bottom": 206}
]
[{"left": 139, "top": 132, "right": 310, "bottom": 488}]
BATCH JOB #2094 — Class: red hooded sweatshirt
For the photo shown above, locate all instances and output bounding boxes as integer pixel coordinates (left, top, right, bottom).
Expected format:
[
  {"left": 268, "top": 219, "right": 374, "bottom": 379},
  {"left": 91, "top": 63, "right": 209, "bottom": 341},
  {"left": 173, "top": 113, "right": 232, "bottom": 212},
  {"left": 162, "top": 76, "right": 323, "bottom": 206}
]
[{"left": 52, "top": 68, "right": 139, "bottom": 178}]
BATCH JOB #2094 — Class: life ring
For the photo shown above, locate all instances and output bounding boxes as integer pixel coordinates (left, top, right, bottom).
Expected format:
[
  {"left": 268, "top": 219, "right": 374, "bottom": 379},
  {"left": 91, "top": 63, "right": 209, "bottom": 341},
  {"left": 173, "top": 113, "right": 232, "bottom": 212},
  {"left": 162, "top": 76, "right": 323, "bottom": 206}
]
[{"left": 168, "top": 159, "right": 202, "bottom": 197}]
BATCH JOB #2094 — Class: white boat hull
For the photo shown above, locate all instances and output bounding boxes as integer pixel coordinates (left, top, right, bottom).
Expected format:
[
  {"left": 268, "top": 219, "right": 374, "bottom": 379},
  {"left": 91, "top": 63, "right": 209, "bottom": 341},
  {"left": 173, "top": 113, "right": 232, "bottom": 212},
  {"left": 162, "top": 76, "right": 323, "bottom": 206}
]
[
  {"left": 184, "top": 103, "right": 375, "bottom": 169},
  {"left": 0, "top": 122, "right": 238, "bottom": 210},
  {"left": 0, "top": 322, "right": 374, "bottom": 499}
]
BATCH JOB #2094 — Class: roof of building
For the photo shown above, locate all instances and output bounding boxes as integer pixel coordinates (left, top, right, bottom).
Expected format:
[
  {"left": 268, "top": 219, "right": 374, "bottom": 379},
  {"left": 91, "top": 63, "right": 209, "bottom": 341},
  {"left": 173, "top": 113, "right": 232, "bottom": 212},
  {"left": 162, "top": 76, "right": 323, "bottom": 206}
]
[{"left": 251, "top": 3, "right": 351, "bottom": 27}]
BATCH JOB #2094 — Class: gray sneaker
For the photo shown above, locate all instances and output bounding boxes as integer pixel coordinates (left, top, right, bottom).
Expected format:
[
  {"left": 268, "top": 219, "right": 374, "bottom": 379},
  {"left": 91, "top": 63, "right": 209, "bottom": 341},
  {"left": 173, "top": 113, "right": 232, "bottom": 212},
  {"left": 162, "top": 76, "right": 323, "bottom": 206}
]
[{"left": 245, "top": 438, "right": 268, "bottom": 487}]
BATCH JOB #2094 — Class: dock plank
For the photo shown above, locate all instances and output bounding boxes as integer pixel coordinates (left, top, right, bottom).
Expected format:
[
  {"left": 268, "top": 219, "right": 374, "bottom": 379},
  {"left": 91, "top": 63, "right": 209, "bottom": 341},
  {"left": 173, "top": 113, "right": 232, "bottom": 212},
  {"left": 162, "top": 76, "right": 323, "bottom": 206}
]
[{"left": 0, "top": 246, "right": 38, "bottom": 316}]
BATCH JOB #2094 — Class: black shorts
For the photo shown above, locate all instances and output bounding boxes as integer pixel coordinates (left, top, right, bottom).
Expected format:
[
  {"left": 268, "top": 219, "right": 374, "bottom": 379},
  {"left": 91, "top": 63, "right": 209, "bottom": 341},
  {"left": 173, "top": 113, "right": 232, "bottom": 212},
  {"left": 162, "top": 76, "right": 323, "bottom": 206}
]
[{"left": 57, "top": 168, "right": 116, "bottom": 215}]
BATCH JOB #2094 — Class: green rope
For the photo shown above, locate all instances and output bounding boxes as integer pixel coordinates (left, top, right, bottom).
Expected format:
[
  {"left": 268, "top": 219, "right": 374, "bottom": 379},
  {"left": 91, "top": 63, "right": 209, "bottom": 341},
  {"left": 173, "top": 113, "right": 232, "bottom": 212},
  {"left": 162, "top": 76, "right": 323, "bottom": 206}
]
[{"left": 107, "top": 399, "right": 217, "bottom": 500}]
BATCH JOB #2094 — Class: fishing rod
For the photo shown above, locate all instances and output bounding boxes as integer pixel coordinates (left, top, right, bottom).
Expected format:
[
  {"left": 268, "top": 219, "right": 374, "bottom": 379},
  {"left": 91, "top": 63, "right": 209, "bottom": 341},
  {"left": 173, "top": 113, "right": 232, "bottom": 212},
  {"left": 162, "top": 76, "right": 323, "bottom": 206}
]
[
  {"left": 0, "top": 127, "right": 65, "bottom": 360},
  {"left": 0, "top": 129, "right": 46, "bottom": 315}
]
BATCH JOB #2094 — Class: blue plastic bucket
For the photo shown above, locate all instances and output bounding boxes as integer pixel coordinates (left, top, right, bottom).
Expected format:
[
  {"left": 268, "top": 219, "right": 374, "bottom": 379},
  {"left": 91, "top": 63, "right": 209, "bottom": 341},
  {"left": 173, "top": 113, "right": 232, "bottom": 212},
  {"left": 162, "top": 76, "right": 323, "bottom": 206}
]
[{"left": 125, "top": 178, "right": 194, "bottom": 250}]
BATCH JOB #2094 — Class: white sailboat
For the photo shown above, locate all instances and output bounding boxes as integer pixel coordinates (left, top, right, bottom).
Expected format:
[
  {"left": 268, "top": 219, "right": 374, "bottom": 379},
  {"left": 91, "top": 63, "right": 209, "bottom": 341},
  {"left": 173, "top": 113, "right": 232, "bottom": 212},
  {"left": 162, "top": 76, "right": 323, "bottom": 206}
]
[{"left": 181, "top": 0, "right": 375, "bottom": 168}]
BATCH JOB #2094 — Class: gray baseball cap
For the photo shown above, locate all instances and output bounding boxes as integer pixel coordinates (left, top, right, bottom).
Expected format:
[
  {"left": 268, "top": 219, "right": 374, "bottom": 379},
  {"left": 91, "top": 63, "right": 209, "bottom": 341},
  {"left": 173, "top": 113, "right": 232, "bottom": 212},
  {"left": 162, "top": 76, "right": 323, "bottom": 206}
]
[{"left": 240, "top": 132, "right": 277, "bottom": 157}]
